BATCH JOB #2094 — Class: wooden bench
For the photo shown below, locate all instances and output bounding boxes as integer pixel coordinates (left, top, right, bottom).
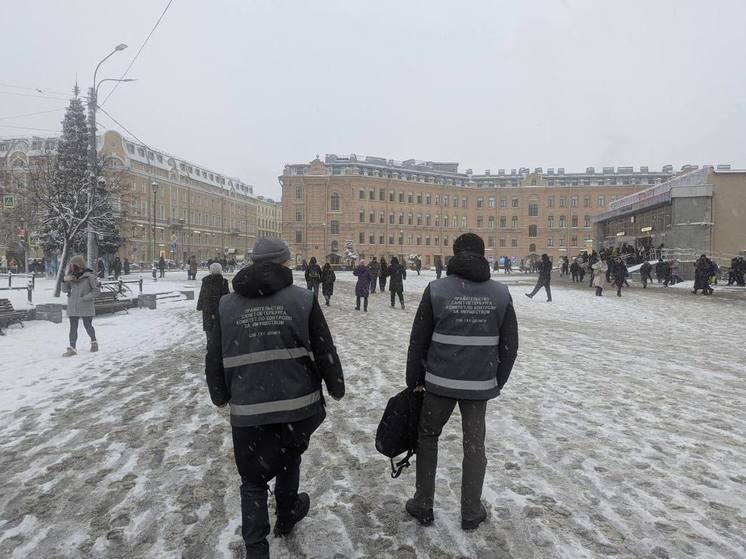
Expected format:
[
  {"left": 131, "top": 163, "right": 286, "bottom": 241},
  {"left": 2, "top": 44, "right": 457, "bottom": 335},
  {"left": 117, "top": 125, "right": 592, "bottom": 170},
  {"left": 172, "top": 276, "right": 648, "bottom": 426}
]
[
  {"left": 0, "top": 298, "right": 26, "bottom": 334},
  {"left": 94, "top": 290, "right": 130, "bottom": 315}
]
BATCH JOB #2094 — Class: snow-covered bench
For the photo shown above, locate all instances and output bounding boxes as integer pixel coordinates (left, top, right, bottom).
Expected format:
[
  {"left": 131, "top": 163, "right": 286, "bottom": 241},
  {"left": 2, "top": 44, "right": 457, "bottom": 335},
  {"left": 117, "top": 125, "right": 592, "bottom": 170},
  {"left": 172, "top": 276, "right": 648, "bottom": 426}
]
[
  {"left": 0, "top": 298, "right": 27, "bottom": 334},
  {"left": 94, "top": 290, "right": 130, "bottom": 315}
]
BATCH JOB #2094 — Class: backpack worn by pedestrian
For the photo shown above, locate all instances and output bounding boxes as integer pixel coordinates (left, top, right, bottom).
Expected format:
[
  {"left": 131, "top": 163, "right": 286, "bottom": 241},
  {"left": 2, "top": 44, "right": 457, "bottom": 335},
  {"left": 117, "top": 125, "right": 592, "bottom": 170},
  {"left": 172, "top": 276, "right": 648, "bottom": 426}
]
[{"left": 375, "top": 387, "right": 424, "bottom": 478}]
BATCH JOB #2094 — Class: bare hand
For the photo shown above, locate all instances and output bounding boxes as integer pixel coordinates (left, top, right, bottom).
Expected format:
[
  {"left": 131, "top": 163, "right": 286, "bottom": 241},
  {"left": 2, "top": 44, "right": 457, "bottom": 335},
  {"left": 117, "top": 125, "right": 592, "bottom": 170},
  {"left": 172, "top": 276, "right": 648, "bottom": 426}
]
[{"left": 414, "top": 385, "right": 426, "bottom": 392}]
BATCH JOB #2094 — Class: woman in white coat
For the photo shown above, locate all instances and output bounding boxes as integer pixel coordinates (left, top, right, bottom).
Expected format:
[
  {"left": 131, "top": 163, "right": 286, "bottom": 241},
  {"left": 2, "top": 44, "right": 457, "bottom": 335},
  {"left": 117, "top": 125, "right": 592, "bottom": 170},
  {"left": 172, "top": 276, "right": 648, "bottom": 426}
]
[
  {"left": 592, "top": 258, "right": 608, "bottom": 297},
  {"left": 61, "top": 255, "right": 100, "bottom": 356}
]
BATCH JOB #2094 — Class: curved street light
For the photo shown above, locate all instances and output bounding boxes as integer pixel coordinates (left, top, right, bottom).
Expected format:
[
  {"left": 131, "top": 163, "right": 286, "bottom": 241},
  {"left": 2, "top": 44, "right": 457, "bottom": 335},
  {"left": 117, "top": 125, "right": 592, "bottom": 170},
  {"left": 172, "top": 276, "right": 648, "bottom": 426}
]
[{"left": 86, "top": 44, "right": 129, "bottom": 269}]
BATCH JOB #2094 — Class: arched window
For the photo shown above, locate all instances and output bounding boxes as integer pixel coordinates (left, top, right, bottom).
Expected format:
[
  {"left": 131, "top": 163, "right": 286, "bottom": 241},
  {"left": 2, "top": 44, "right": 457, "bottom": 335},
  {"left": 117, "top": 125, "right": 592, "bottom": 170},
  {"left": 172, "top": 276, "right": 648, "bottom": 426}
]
[
  {"left": 330, "top": 193, "right": 340, "bottom": 211},
  {"left": 529, "top": 243, "right": 536, "bottom": 253}
]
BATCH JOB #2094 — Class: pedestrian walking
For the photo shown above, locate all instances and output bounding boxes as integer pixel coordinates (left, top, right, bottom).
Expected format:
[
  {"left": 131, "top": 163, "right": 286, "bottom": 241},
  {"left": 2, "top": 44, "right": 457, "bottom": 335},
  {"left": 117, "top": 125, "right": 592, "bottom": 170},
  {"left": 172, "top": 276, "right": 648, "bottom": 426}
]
[
  {"left": 570, "top": 258, "right": 581, "bottom": 283},
  {"left": 379, "top": 257, "right": 389, "bottom": 291},
  {"left": 415, "top": 257, "right": 422, "bottom": 276},
  {"left": 158, "top": 256, "right": 166, "bottom": 278},
  {"left": 189, "top": 255, "right": 198, "bottom": 280},
  {"left": 639, "top": 261, "right": 653, "bottom": 288},
  {"left": 387, "top": 256, "right": 407, "bottom": 309},
  {"left": 353, "top": 259, "right": 371, "bottom": 311},
  {"left": 434, "top": 256, "right": 443, "bottom": 280},
  {"left": 693, "top": 254, "right": 714, "bottom": 295},
  {"left": 204, "top": 237, "right": 345, "bottom": 558},
  {"left": 61, "top": 255, "right": 100, "bottom": 357},
  {"left": 592, "top": 258, "right": 607, "bottom": 296},
  {"left": 368, "top": 257, "right": 381, "bottom": 294},
  {"left": 321, "top": 262, "right": 336, "bottom": 306},
  {"left": 196, "top": 262, "right": 230, "bottom": 344},
  {"left": 304, "top": 257, "right": 322, "bottom": 299},
  {"left": 123, "top": 257, "right": 130, "bottom": 276},
  {"left": 525, "top": 253, "right": 552, "bottom": 302},
  {"left": 613, "top": 257, "right": 628, "bottom": 297},
  {"left": 503, "top": 258, "right": 512, "bottom": 275},
  {"left": 112, "top": 256, "right": 122, "bottom": 280},
  {"left": 404, "top": 233, "right": 518, "bottom": 530}
]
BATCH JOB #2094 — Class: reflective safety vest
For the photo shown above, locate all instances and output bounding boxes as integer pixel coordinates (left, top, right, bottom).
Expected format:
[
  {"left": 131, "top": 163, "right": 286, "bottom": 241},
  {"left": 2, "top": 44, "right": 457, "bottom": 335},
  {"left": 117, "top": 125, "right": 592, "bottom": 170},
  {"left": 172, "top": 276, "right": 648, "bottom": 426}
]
[
  {"left": 424, "top": 276, "right": 511, "bottom": 400},
  {"left": 218, "top": 285, "right": 323, "bottom": 426}
]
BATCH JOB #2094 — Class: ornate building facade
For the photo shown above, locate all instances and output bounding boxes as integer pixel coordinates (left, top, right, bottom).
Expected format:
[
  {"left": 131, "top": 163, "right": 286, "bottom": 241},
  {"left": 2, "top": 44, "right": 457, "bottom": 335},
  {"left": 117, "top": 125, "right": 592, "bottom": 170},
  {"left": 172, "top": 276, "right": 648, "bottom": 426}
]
[
  {"left": 279, "top": 154, "right": 674, "bottom": 266},
  {"left": 1, "top": 131, "right": 268, "bottom": 266}
]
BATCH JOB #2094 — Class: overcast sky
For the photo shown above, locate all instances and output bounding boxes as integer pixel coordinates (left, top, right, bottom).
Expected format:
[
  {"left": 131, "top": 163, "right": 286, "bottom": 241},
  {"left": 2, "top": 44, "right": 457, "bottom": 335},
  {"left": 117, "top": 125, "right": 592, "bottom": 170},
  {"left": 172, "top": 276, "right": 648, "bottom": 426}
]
[{"left": 2, "top": 0, "right": 745, "bottom": 199}]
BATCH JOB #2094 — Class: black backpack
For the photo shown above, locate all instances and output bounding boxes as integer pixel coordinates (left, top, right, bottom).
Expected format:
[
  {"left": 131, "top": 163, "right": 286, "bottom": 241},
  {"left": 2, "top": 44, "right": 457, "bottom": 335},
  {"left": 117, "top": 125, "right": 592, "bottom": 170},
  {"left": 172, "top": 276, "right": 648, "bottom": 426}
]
[{"left": 375, "top": 388, "right": 424, "bottom": 478}]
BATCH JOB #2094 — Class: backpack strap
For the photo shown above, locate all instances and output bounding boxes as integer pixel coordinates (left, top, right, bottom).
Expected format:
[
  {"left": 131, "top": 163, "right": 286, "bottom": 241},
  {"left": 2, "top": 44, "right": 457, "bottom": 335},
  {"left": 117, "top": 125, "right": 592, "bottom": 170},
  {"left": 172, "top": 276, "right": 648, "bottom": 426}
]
[{"left": 390, "top": 449, "right": 416, "bottom": 479}]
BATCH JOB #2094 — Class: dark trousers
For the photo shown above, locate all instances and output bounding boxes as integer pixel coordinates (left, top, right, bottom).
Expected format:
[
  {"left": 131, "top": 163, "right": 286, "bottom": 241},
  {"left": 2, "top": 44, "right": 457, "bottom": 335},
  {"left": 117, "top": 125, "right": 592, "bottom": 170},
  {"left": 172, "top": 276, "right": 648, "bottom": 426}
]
[
  {"left": 390, "top": 288, "right": 404, "bottom": 307},
  {"left": 356, "top": 295, "right": 368, "bottom": 311},
  {"left": 379, "top": 276, "right": 387, "bottom": 291},
  {"left": 159, "top": 268, "right": 165, "bottom": 278},
  {"left": 232, "top": 415, "right": 320, "bottom": 558},
  {"left": 370, "top": 276, "right": 378, "bottom": 293},
  {"left": 414, "top": 392, "right": 487, "bottom": 522},
  {"left": 528, "top": 279, "right": 552, "bottom": 301},
  {"left": 69, "top": 316, "right": 95, "bottom": 348},
  {"left": 307, "top": 282, "right": 319, "bottom": 298},
  {"left": 435, "top": 270, "right": 442, "bottom": 279}
]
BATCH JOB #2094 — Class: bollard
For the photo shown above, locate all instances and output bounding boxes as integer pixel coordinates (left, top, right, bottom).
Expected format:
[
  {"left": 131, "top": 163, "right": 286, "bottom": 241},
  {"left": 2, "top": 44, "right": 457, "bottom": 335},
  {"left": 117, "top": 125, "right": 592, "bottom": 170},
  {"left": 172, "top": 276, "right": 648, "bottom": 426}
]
[
  {"left": 118, "top": 279, "right": 124, "bottom": 294},
  {"left": 7, "top": 271, "right": 11, "bottom": 288},
  {"left": 138, "top": 278, "right": 143, "bottom": 293},
  {"left": 27, "top": 281, "right": 33, "bottom": 303}
]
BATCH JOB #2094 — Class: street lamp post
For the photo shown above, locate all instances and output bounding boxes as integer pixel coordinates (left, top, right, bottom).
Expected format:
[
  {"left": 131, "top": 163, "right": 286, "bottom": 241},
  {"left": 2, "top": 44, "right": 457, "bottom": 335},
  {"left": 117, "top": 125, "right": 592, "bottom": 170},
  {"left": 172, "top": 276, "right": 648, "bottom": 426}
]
[
  {"left": 151, "top": 181, "right": 159, "bottom": 280},
  {"left": 322, "top": 222, "right": 327, "bottom": 262}
]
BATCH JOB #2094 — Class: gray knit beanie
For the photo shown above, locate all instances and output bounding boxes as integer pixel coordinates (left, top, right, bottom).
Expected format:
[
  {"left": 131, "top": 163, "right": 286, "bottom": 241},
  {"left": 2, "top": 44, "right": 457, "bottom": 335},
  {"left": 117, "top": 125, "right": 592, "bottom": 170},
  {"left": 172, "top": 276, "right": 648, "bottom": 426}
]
[{"left": 252, "top": 237, "right": 291, "bottom": 264}]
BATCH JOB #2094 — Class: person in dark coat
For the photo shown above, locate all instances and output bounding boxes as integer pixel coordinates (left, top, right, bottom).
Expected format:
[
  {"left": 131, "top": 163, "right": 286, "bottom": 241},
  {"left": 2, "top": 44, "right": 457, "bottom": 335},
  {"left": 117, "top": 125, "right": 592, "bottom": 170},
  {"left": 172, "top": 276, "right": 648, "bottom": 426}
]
[
  {"left": 503, "top": 258, "right": 512, "bottom": 275},
  {"left": 321, "top": 263, "right": 336, "bottom": 306},
  {"left": 112, "top": 256, "right": 122, "bottom": 280},
  {"left": 415, "top": 257, "right": 422, "bottom": 276},
  {"left": 434, "top": 256, "right": 443, "bottom": 279},
  {"left": 387, "top": 256, "right": 407, "bottom": 309},
  {"left": 123, "top": 258, "right": 130, "bottom": 276},
  {"left": 368, "top": 257, "right": 381, "bottom": 294},
  {"left": 639, "top": 261, "right": 653, "bottom": 288},
  {"left": 570, "top": 258, "right": 581, "bottom": 282},
  {"left": 379, "top": 257, "right": 389, "bottom": 291},
  {"left": 525, "top": 254, "right": 552, "bottom": 302},
  {"left": 188, "top": 255, "right": 198, "bottom": 280},
  {"left": 655, "top": 258, "right": 667, "bottom": 284},
  {"left": 304, "top": 257, "right": 322, "bottom": 299},
  {"left": 693, "top": 254, "right": 714, "bottom": 295},
  {"left": 158, "top": 255, "right": 166, "bottom": 278},
  {"left": 613, "top": 257, "right": 628, "bottom": 297},
  {"left": 405, "top": 233, "right": 518, "bottom": 530},
  {"left": 197, "top": 262, "right": 230, "bottom": 343},
  {"left": 204, "top": 237, "right": 344, "bottom": 558},
  {"left": 353, "top": 259, "right": 371, "bottom": 311}
]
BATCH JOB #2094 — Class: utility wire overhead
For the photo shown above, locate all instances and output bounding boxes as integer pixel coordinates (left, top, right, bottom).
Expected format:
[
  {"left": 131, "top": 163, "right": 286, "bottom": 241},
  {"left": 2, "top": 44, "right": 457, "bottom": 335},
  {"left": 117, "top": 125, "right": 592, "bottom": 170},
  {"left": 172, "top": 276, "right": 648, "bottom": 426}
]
[
  {"left": 0, "top": 81, "right": 73, "bottom": 97},
  {"left": 0, "top": 124, "right": 61, "bottom": 133},
  {"left": 96, "top": 106, "right": 151, "bottom": 150},
  {"left": 0, "top": 107, "right": 66, "bottom": 121},
  {"left": 100, "top": 0, "right": 175, "bottom": 107},
  {"left": 0, "top": 90, "right": 74, "bottom": 102}
]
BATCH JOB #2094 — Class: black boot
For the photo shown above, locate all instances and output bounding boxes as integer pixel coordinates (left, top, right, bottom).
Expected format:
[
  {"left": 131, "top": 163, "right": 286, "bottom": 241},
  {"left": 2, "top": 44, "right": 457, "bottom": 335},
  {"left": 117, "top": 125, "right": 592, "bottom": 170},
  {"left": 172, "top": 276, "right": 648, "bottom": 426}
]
[
  {"left": 274, "top": 493, "right": 310, "bottom": 537},
  {"left": 406, "top": 498, "right": 434, "bottom": 527}
]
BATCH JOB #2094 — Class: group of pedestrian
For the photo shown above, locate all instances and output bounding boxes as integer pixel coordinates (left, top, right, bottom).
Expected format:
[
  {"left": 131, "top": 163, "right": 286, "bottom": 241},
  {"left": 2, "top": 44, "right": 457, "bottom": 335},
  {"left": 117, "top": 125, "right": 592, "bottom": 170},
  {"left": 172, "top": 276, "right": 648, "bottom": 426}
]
[{"left": 203, "top": 234, "right": 518, "bottom": 556}]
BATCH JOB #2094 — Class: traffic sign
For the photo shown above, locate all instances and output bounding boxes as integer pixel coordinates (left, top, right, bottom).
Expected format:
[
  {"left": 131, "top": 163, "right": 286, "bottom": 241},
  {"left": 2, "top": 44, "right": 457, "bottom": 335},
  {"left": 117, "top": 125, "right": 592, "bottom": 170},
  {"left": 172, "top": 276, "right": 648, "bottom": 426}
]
[{"left": 2, "top": 194, "right": 15, "bottom": 209}]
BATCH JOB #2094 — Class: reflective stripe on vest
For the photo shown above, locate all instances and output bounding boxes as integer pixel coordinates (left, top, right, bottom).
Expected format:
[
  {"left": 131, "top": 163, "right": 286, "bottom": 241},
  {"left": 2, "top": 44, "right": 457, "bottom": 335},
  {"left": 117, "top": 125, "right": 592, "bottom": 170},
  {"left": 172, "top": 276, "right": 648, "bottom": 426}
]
[
  {"left": 230, "top": 389, "right": 321, "bottom": 417},
  {"left": 425, "top": 371, "right": 498, "bottom": 391},
  {"left": 431, "top": 332, "right": 499, "bottom": 346},
  {"left": 223, "top": 347, "right": 314, "bottom": 368}
]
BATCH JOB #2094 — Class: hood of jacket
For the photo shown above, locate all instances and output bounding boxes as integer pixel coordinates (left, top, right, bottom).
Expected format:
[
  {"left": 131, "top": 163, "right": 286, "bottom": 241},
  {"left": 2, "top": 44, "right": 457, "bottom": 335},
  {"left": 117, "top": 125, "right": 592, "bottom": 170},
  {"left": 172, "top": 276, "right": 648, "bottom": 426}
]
[
  {"left": 446, "top": 251, "right": 491, "bottom": 282},
  {"left": 232, "top": 261, "right": 292, "bottom": 298}
]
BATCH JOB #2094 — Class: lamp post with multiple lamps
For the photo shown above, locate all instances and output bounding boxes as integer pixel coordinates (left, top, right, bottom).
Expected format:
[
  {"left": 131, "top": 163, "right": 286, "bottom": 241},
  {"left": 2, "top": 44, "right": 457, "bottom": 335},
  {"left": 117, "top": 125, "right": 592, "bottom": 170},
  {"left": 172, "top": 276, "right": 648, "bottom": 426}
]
[{"left": 86, "top": 43, "right": 133, "bottom": 270}]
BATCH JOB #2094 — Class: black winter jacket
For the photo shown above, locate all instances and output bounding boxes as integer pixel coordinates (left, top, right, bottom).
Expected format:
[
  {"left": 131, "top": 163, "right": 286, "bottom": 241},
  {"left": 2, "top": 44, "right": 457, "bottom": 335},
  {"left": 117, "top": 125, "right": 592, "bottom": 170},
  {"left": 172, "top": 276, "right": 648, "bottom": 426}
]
[
  {"left": 196, "top": 274, "right": 229, "bottom": 332},
  {"left": 388, "top": 261, "right": 407, "bottom": 291},
  {"left": 406, "top": 251, "right": 519, "bottom": 392}
]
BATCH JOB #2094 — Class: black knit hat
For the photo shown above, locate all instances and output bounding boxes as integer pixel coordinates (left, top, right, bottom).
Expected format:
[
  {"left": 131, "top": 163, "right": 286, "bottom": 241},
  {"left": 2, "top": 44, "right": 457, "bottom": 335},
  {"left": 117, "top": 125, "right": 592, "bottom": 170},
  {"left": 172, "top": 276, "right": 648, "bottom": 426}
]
[{"left": 453, "top": 233, "right": 485, "bottom": 256}]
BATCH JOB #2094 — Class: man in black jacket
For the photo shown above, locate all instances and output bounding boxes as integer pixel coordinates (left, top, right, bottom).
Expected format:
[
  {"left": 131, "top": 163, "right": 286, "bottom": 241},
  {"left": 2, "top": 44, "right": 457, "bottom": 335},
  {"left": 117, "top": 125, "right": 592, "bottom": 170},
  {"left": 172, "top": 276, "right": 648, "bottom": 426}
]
[
  {"left": 205, "top": 237, "right": 345, "bottom": 558},
  {"left": 405, "top": 233, "right": 518, "bottom": 531},
  {"left": 525, "top": 253, "right": 553, "bottom": 302}
]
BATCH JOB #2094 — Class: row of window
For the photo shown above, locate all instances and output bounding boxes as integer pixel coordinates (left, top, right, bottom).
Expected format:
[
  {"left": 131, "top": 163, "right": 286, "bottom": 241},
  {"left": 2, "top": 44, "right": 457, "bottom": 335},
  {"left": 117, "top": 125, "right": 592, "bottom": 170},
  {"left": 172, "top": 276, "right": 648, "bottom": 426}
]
[{"left": 303, "top": 187, "right": 613, "bottom": 211}]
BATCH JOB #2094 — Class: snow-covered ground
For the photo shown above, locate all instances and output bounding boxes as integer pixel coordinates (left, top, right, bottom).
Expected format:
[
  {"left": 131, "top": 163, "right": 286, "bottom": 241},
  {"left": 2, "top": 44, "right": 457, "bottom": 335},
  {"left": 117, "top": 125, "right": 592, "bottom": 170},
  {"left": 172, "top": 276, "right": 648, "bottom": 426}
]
[{"left": 0, "top": 270, "right": 745, "bottom": 558}]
